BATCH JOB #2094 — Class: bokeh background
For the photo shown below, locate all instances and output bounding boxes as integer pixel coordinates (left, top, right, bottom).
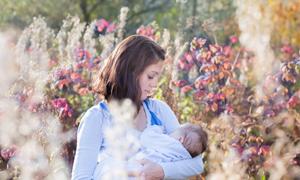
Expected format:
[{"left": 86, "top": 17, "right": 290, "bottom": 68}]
[{"left": 0, "top": 0, "right": 299, "bottom": 179}]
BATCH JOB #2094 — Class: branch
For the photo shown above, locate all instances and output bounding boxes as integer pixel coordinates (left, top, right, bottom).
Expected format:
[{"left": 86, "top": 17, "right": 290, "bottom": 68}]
[
  {"left": 80, "top": 0, "right": 89, "bottom": 22},
  {"left": 127, "top": 1, "right": 170, "bottom": 22},
  {"left": 88, "top": 0, "right": 105, "bottom": 14}
]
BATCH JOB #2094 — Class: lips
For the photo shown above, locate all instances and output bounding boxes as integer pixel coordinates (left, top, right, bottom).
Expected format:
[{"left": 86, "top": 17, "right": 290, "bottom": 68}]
[{"left": 145, "top": 90, "right": 152, "bottom": 95}]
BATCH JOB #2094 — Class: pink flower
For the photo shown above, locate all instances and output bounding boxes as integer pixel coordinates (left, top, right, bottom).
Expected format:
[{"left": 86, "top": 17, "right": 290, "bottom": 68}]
[
  {"left": 70, "top": 73, "right": 82, "bottom": 83},
  {"left": 194, "top": 75, "right": 211, "bottom": 89},
  {"left": 190, "top": 38, "right": 206, "bottom": 51},
  {"left": 209, "top": 44, "right": 221, "bottom": 54},
  {"left": 287, "top": 96, "right": 300, "bottom": 109},
  {"left": 264, "top": 108, "right": 276, "bottom": 117},
  {"left": 48, "top": 59, "right": 58, "bottom": 68},
  {"left": 28, "top": 103, "right": 39, "bottom": 113},
  {"left": 241, "top": 146, "right": 259, "bottom": 161},
  {"left": 96, "top": 19, "right": 109, "bottom": 32},
  {"left": 57, "top": 79, "right": 71, "bottom": 89},
  {"left": 16, "top": 93, "right": 27, "bottom": 103},
  {"left": 215, "top": 93, "right": 226, "bottom": 101},
  {"left": 281, "top": 45, "right": 293, "bottom": 54},
  {"left": 291, "top": 153, "right": 300, "bottom": 166},
  {"left": 78, "top": 87, "right": 90, "bottom": 96},
  {"left": 51, "top": 98, "right": 73, "bottom": 118},
  {"left": 184, "top": 52, "right": 194, "bottom": 64},
  {"left": 76, "top": 48, "right": 91, "bottom": 61},
  {"left": 51, "top": 98, "right": 68, "bottom": 109},
  {"left": 258, "top": 145, "right": 270, "bottom": 156},
  {"left": 230, "top": 35, "right": 238, "bottom": 44},
  {"left": 136, "top": 25, "right": 157, "bottom": 40},
  {"left": 172, "top": 80, "right": 188, "bottom": 88},
  {"left": 178, "top": 59, "right": 193, "bottom": 71},
  {"left": 223, "top": 46, "right": 232, "bottom": 57},
  {"left": 225, "top": 104, "right": 234, "bottom": 113},
  {"left": 1, "top": 145, "right": 17, "bottom": 161},
  {"left": 181, "top": 85, "right": 193, "bottom": 94},
  {"left": 193, "top": 90, "right": 206, "bottom": 101},
  {"left": 199, "top": 51, "right": 212, "bottom": 62},
  {"left": 232, "top": 142, "right": 243, "bottom": 155},
  {"left": 107, "top": 23, "right": 117, "bottom": 33},
  {"left": 86, "top": 56, "right": 102, "bottom": 69},
  {"left": 54, "top": 69, "right": 65, "bottom": 79}
]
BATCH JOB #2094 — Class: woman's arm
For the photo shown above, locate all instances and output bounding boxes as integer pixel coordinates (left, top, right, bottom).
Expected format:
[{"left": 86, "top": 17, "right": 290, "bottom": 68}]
[
  {"left": 71, "top": 106, "right": 104, "bottom": 180},
  {"left": 159, "top": 155, "right": 204, "bottom": 179},
  {"left": 140, "top": 156, "right": 204, "bottom": 180}
]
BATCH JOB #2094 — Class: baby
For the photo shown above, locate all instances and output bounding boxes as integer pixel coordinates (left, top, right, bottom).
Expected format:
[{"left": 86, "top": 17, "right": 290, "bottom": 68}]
[
  {"left": 93, "top": 123, "right": 208, "bottom": 179},
  {"left": 135, "top": 123, "right": 208, "bottom": 162},
  {"left": 168, "top": 123, "right": 208, "bottom": 157}
]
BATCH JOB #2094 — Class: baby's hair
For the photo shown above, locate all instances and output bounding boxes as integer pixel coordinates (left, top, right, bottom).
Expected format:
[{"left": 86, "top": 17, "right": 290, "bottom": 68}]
[{"left": 182, "top": 123, "right": 208, "bottom": 157}]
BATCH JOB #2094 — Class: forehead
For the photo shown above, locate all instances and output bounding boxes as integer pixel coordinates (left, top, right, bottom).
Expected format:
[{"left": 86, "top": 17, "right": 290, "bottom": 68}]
[
  {"left": 186, "top": 131, "right": 200, "bottom": 140},
  {"left": 143, "top": 61, "right": 164, "bottom": 73}
]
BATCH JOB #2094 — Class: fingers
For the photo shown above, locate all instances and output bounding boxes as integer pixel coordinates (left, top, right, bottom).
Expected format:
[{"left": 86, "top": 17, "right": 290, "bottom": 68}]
[
  {"left": 127, "top": 171, "right": 146, "bottom": 180},
  {"left": 127, "top": 170, "right": 141, "bottom": 177}
]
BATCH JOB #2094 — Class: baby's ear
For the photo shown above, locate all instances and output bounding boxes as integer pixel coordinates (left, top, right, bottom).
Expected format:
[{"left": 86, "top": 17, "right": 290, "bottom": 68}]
[{"left": 179, "top": 136, "right": 184, "bottom": 144}]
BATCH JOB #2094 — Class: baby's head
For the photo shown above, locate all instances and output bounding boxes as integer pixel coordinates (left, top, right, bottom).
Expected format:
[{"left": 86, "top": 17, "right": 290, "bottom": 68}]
[{"left": 170, "top": 123, "right": 208, "bottom": 157}]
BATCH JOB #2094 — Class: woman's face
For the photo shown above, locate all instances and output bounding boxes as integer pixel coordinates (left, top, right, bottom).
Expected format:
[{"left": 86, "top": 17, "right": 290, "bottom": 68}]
[{"left": 139, "top": 61, "right": 164, "bottom": 100}]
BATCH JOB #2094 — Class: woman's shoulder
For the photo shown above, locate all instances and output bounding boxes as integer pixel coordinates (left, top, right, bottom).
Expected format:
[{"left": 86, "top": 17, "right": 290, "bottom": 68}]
[
  {"left": 146, "top": 98, "right": 180, "bottom": 133},
  {"left": 79, "top": 103, "right": 109, "bottom": 125},
  {"left": 85, "top": 104, "right": 104, "bottom": 116},
  {"left": 146, "top": 98, "right": 171, "bottom": 110},
  {"left": 146, "top": 98, "right": 173, "bottom": 115}
]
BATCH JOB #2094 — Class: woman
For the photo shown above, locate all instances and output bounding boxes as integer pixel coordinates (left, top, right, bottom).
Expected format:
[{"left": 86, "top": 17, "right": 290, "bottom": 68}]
[{"left": 71, "top": 35, "right": 204, "bottom": 179}]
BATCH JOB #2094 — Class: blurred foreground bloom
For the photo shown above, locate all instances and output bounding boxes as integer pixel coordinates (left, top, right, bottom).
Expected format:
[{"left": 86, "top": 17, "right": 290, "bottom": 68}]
[{"left": 0, "top": 145, "right": 17, "bottom": 161}]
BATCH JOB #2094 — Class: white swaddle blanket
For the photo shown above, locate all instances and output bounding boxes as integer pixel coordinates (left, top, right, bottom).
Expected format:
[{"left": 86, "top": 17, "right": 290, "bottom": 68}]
[{"left": 93, "top": 126, "right": 191, "bottom": 179}]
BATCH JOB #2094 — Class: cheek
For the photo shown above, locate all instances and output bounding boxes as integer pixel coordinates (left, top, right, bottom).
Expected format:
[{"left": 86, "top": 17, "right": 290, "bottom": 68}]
[{"left": 139, "top": 76, "right": 146, "bottom": 90}]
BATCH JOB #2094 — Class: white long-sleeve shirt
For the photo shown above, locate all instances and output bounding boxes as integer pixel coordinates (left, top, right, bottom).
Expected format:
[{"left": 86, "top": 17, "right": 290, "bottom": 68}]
[{"left": 71, "top": 98, "right": 204, "bottom": 180}]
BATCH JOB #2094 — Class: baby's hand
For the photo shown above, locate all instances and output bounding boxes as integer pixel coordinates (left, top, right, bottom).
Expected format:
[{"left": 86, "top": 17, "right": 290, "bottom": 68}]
[{"left": 127, "top": 170, "right": 142, "bottom": 177}]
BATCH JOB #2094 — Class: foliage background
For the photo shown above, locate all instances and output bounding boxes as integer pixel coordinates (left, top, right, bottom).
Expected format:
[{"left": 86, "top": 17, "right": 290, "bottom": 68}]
[{"left": 0, "top": 0, "right": 300, "bottom": 179}]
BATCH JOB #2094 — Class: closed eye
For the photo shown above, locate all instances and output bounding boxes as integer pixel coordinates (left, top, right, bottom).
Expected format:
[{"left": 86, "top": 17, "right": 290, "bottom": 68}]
[{"left": 147, "top": 75, "right": 154, "bottom": 79}]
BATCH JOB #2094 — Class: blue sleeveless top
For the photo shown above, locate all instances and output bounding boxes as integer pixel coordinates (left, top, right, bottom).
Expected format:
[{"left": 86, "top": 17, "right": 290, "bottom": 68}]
[{"left": 99, "top": 99, "right": 163, "bottom": 126}]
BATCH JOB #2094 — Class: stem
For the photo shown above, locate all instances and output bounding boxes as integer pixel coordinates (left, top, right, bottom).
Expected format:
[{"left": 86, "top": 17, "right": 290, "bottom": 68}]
[{"left": 225, "top": 49, "right": 241, "bottom": 86}]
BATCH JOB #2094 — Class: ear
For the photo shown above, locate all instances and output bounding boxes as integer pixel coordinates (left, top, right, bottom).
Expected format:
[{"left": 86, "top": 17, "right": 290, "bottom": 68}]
[{"left": 179, "top": 136, "right": 184, "bottom": 144}]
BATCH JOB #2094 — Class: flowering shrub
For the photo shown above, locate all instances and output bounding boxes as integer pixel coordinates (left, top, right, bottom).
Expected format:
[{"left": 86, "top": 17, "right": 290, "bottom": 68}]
[
  {"left": 0, "top": 9, "right": 300, "bottom": 179},
  {"left": 172, "top": 37, "right": 240, "bottom": 116},
  {"left": 169, "top": 35, "right": 300, "bottom": 178},
  {"left": 136, "top": 21, "right": 161, "bottom": 41},
  {"left": 47, "top": 47, "right": 101, "bottom": 129},
  {"left": 94, "top": 18, "right": 117, "bottom": 37}
]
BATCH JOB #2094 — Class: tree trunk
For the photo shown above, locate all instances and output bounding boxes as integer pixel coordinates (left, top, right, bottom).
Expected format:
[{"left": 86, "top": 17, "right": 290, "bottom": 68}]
[{"left": 80, "top": 0, "right": 90, "bottom": 22}]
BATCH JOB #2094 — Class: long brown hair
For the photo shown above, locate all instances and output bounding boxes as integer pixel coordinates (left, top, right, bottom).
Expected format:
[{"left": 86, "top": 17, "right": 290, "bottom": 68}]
[{"left": 93, "top": 35, "right": 165, "bottom": 111}]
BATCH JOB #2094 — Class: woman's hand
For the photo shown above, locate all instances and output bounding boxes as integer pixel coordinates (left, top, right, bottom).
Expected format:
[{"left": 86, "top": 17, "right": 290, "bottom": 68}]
[{"left": 139, "top": 159, "right": 164, "bottom": 180}]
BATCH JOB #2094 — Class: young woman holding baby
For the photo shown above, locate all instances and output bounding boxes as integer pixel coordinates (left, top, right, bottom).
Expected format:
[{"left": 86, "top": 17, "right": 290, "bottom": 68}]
[{"left": 71, "top": 35, "right": 206, "bottom": 180}]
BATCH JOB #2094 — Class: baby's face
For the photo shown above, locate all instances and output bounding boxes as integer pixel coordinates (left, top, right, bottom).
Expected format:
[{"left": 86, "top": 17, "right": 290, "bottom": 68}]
[{"left": 170, "top": 129, "right": 202, "bottom": 154}]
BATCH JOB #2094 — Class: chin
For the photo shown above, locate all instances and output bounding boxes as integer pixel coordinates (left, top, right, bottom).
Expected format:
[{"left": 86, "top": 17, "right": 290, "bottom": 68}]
[{"left": 140, "top": 96, "right": 147, "bottom": 101}]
